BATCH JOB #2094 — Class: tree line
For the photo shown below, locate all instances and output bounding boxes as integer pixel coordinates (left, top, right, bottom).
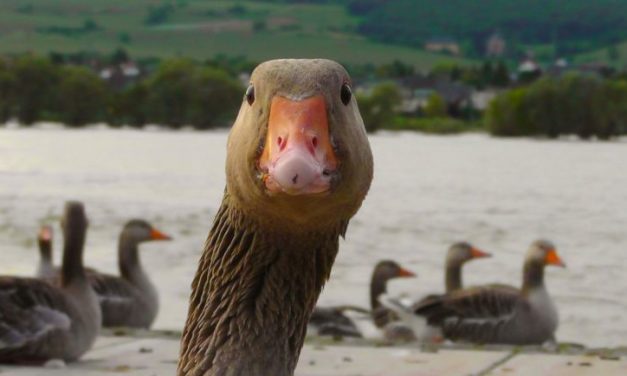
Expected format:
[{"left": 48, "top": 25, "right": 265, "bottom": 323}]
[
  {"left": 0, "top": 55, "right": 243, "bottom": 128},
  {"left": 486, "top": 74, "right": 627, "bottom": 139}
]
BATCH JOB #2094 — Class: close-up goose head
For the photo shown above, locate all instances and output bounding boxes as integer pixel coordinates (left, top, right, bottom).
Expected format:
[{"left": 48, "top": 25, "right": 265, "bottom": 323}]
[
  {"left": 226, "top": 59, "right": 373, "bottom": 230},
  {"left": 179, "top": 59, "right": 374, "bottom": 376}
]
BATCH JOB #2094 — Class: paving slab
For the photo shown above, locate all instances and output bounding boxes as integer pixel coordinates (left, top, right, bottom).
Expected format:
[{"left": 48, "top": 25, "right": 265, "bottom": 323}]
[
  {"left": 1, "top": 335, "right": 626, "bottom": 376},
  {"left": 296, "top": 346, "right": 509, "bottom": 376},
  {"left": 488, "top": 353, "right": 627, "bottom": 376},
  {"left": 0, "top": 337, "right": 179, "bottom": 376}
]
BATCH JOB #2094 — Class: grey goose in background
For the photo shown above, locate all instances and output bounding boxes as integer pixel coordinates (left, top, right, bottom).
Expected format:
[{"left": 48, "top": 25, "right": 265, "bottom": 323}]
[
  {"left": 309, "top": 260, "right": 416, "bottom": 338},
  {"left": 0, "top": 201, "right": 100, "bottom": 363},
  {"left": 369, "top": 260, "right": 417, "bottom": 328},
  {"left": 36, "top": 225, "right": 55, "bottom": 280},
  {"left": 36, "top": 219, "right": 172, "bottom": 329},
  {"left": 413, "top": 240, "right": 565, "bottom": 345},
  {"left": 378, "top": 242, "right": 491, "bottom": 342}
]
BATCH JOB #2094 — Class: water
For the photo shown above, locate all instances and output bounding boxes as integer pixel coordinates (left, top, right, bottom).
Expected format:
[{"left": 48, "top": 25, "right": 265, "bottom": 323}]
[{"left": 1, "top": 126, "right": 626, "bottom": 347}]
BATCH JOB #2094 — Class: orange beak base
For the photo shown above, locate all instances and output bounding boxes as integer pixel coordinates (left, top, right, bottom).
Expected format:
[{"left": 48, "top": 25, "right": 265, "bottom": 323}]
[
  {"left": 258, "top": 95, "right": 338, "bottom": 196},
  {"left": 545, "top": 249, "right": 566, "bottom": 267},
  {"left": 470, "top": 247, "right": 491, "bottom": 259},
  {"left": 398, "top": 267, "right": 416, "bottom": 278},
  {"left": 150, "top": 228, "right": 172, "bottom": 241}
]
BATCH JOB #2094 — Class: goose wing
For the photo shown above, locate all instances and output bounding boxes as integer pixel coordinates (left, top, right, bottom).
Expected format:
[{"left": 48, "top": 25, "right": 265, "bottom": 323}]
[
  {"left": 309, "top": 307, "right": 362, "bottom": 338},
  {"left": 414, "top": 285, "right": 525, "bottom": 343},
  {"left": 0, "top": 277, "right": 72, "bottom": 357},
  {"left": 88, "top": 272, "right": 137, "bottom": 308}
]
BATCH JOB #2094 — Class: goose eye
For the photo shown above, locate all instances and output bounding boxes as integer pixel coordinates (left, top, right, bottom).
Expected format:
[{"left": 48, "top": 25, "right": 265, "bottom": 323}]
[
  {"left": 245, "top": 84, "right": 255, "bottom": 105},
  {"left": 340, "top": 83, "right": 352, "bottom": 105}
]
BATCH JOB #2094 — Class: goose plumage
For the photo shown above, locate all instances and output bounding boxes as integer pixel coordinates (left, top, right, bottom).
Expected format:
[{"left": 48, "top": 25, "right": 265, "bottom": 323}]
[
  {"left": 35, "top": 219, "right": 171, "bottom": 329},
  {"left": 0, "top": 201, "right": 100, "bottom": 362},
  {"left": 35, "top": 225, "right": 55, "bottom": 280},
  {"left": 88, "top": 220, "right": 171, "bottom": 328},
  {"left": 414, "top": 240, "right": 565, "bottom": 345},
  {"left": 308, "top": 260, "right": 415, "bottom": 338},
  {"left": 178, "top": 59, "right": 373, "bottom": 376}
]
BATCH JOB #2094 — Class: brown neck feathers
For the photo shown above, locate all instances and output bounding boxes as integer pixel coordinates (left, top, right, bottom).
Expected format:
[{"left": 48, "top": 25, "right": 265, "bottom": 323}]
[{"left": 178, "top": 195, "right": 346, "bottom": 376}]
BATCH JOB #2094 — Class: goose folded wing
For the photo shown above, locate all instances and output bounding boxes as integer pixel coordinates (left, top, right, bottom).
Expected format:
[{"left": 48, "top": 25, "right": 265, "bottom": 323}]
[
  {"left": 88, "top": 272, "right": 137, "bottom": 309},
  {"left": 414, "top": 286, "right": 524, "bottom": 342},
  {"left": 0, "top": 277, "right": 72, "bottom": 351}
]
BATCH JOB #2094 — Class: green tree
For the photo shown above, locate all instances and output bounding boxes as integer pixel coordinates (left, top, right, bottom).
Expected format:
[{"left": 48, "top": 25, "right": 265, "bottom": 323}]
[
  {"left": 608, "top": 45, "right": 620, "bottom": 62},
  {"left": 0, "top": 60, "right": 16, "bottom": 123},
  {"left": 56, "top": 66, "right": 108, "bottom": 126},
  {"left": 356, "top": 82, "right": 402, "bottom": 132},
  {"left": 13, "top": 55, "right": 59, "bottom": 125},
  {"left": 423, "top": 93, "right": 447, "bottom": 118},
  {"left": 110, "top": 48, "right": 130, "bottom": 65},
  {"left": 145, "top": 59, "right": 197, "bottom": 127},
  {"left": 486, "top": 74, "right": 627, "bottom": 139},
  {"left": 108, "top": 82, "right": 149, "bottom": 127},
  {"left": 376, "top": 60, "right": 414, "bottom": 78},
  {"left": 188, "top": 66, "right": 243, "bottom": 129},
  {"left": 492, "top": 61, "right": 510, "bottom": 87},
  {"left": 144, "top": 59, "right": 243, "bottom": 128}
]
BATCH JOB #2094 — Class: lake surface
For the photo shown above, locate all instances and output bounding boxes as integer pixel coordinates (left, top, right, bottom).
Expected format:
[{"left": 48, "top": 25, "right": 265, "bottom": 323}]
[{"left": 1, "top": 126, "right": 626, "bottom": 347}]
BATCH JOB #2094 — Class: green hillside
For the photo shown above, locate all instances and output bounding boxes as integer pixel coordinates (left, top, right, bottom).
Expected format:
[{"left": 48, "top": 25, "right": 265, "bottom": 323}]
[
  {"left": 349, "top": 0, "right": 627, "bottom": 62},
  {"left": 0, "top": 0, "right": 472, "bottom": 69},
  {"left": 574, "top": 42, "right": 627, "bottom": 68}
]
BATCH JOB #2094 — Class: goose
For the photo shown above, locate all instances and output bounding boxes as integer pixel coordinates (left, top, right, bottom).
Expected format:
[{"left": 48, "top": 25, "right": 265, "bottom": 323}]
[
  {"left": 309, "top": 260, "right": 415, "bottom": 338},
  {"left": 178, "top": 59, "right": 373, "bottom": 376},
  {"left": 441, "top": 242, "right": 491, "bottom": 293},
  {"left": 378, "top": 242, "right": 490, "bottom": 342},
  {"left": 369, "top": 260, "right": 416, "bottom": 328},
  {"left": 308, "top": 305, "right": 366, "bottom": 338},
  {"left": 36, "top": 225, "right": 55, "bottom": 279},
  {"left": 88, "top": 219, "right": 171, "bottom": 328},
  {"left": 36, "top": 220, "right": 171, "bottom": 329},
  {"left": 0, "top": 201, "right": 100, "bottom": 362},
  {"left": 413, "top": 240, "right": 565, "bottom": 345}
]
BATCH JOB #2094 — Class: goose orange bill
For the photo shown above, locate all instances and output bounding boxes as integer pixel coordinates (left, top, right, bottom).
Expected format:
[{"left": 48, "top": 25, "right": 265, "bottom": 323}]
[
  {"left": 258, "top": 95, "right": 338, "bottom": 195},
  {"left": 398, "top": 267, "right": 416, "bottom": 277},
  {"left": 470, "top": 247, "right": 491, "bottom": 258},
  {"left": 545, "top": 249, "right": 566, "bottom": 267},
  {"left": 150, "top": 228, "right": 172, "bottom": 241}
]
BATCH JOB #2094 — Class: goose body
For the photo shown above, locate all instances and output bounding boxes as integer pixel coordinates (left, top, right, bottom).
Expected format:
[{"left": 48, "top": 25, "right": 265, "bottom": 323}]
[
  {"left": 376, "top": 243, "right": 489, "bottom": 342},
  {"left": 411, "top": 242, "right": 491, "bottom": 306},
  {"left": 414, "top": 240, "right": 564, "bottom": 345},
  {"left": 309, "top": 260, "right": 415, "bottom": 338},
  {"left": 90, "top": 220, "right": 170, "bottom": 328},
  {"left": 308, "top": 306, "right": 365, "bottom": 338},
  {"left": 0, "top": 202, "right": 100, "bottom": 362},
  {"left": 178, "top": 59, "right": 373, "bottom": 376}
]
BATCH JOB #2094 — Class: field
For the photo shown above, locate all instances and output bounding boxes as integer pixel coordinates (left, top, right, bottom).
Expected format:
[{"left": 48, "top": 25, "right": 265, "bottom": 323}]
[{"left": 0, "top": 0, "right": 472, "bottom": 69}]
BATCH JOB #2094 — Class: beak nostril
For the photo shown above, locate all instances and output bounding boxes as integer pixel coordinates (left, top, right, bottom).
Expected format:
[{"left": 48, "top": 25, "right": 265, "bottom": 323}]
[
  {"left": 277, "top": 136, "right": 285, "bottom": 151},
  {"left": 312, "top": 137, "right": 318, "bottom": 148}
]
